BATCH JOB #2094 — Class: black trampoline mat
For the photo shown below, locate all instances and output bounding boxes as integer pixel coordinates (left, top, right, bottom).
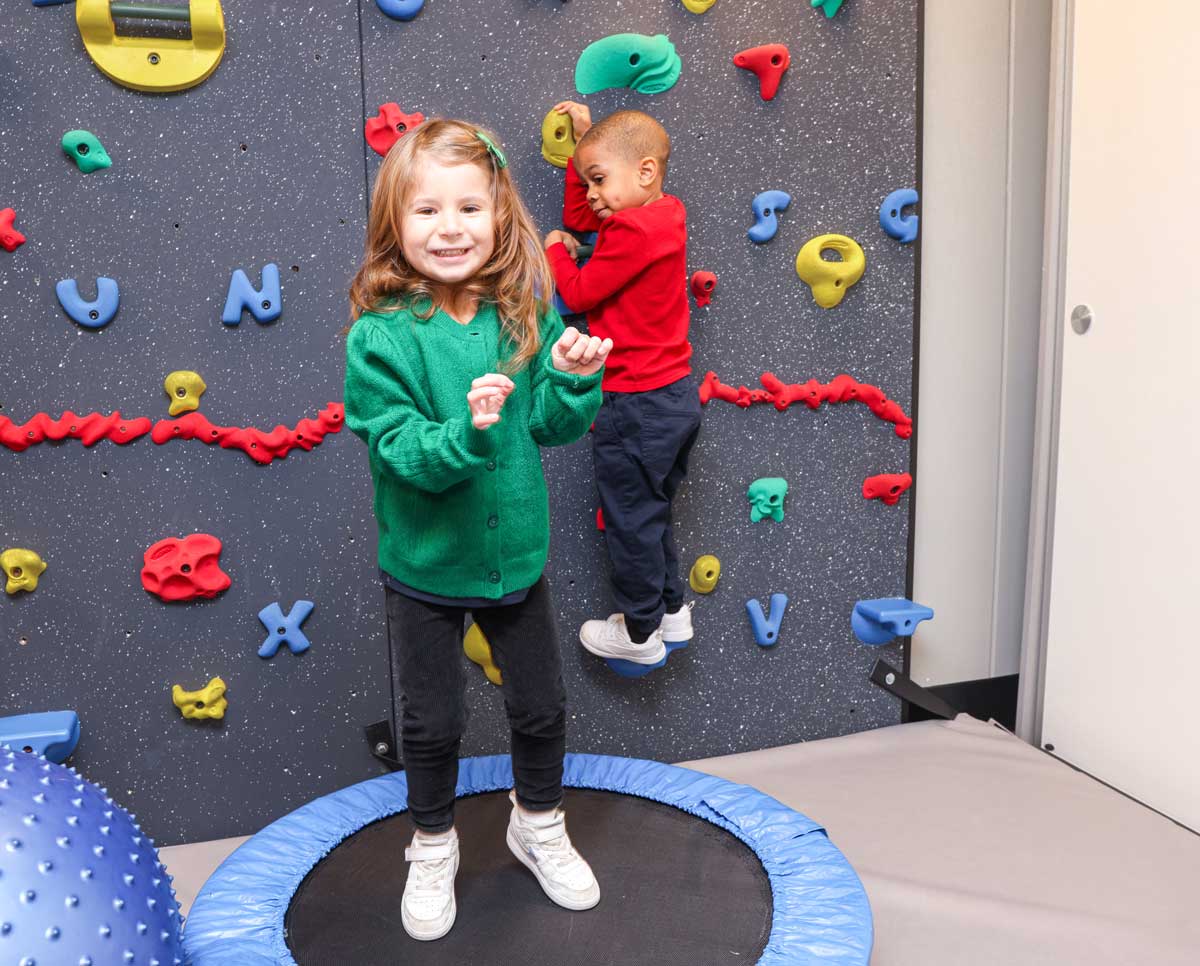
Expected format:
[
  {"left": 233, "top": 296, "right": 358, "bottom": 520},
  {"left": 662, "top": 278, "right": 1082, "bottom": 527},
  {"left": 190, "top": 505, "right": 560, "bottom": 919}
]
[{"left": 285, "top": 788, "right": 774, "bottom": 965}]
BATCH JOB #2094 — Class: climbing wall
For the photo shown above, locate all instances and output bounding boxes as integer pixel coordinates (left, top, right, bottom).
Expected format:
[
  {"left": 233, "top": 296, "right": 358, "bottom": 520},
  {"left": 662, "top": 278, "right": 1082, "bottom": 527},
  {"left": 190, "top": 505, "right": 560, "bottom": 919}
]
[{"left": 1, "top": 0, "right": 920, "bottom": 844}]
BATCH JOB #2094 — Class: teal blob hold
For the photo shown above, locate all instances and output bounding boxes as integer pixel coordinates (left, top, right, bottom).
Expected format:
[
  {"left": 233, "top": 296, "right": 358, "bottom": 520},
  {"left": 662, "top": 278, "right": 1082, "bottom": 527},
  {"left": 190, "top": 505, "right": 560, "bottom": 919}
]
[{"left": 575, "top": 33, "right": 682, "bottom": 95}]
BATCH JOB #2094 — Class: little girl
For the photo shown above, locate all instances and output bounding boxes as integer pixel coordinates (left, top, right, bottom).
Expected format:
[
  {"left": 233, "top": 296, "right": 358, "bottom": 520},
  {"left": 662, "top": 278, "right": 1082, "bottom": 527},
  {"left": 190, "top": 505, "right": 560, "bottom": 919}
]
[{"left": 343, "top": 119, "right": 612, "bottom": 942}]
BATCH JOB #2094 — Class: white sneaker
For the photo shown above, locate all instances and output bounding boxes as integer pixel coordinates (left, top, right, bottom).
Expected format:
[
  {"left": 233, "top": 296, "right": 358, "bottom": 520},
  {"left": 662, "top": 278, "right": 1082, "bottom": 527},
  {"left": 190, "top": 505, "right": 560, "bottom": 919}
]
[
  {"left": 506, "top": 792, "right": 600, "bottom": 910},
  {"left": 579, "top": 614, "right": 667, "bottom": 664},
  {"left": 659, "top": 601, "right": 695, "bottom": 643},
  {"left": 402, "top": 827, "right": 459, "bottom": 941}
]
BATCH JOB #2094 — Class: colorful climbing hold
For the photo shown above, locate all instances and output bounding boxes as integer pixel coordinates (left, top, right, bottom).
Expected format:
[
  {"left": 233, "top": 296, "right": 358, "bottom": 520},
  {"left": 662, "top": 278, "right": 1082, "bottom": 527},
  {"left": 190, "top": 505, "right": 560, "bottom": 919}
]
[
  {"left": 746, "top": 593, "right": 788, "bottom": 647},
  {"left": 365, "top": 102, "right": 425, "bottom": 157},
  {"left": 258, "top": 600, "right": 314, "bottom": 658},
  {"left": 375, "top": 0, "right": 425, "bottom": 20},
  {"left": 55, "top": 276, "right": 119, "bottom": 329},
  {"left": 812, "top": 0, "right": 846, "bottom": 17},
  {"left": 152, "top": 402, "right": 345, "bottom": 464},
  {"left": 164, "top": 370, "right": 207, "bottom": 416},
  {"left": 605, "top": 639, "right": 688, "bottom": 679},
  {"left": 61, "top": 129, "right": 112, "bottom": 173},
  {"left": 681, "top": 0, "right": 716, "bottom": 11},
  {"left": 540, "top": 107, "right": 577, "bottom": 168},
  {"left": 596, "top": 506, "right": 605, "bottom": 531},
  {"left": 690, "top": 270, "right": 717, "bottom": 307},
  {"left": 733, "top": 44, "right": 791, "bottom": 101},
  {"left": 575, "top": 34, "right": 682, "bottom": 95},
  {"left": 0, "top": 411, "right": 151, "bottom": 450},
  {"left": 795, "top": 234, "right": 865, "bottom": 308},
  {"left": 863, "top": 472, "right": 912, "bottom": 506},
  {"left": 747, "top": 478, "right": 788, "bottom": 523},
  {"left": 0, "top": 710, "right": 80, "bottom": 763},
  {"left": 1, "top": 548, "right": 48, "bottom": 594},
  {"left": 688, "top": 555, "right": 721, "bottom": 594},
  {"left": 851, "top": 597, "right": 933, "bottom": 645},
  {"left": 0, "top": 208, "right": 26, "bottom": 252},
  {"left": 140, "top": 533, "right": 231, "bottom": 602},
  {"left": 222, "top": 263, "right": 281, "bottom": 325},
  {"left": 747, "top": 190, "right": 791, "bottom": 244},
  {"left": 880, "top": 188, "right": 919, "bottom": 243},
  {"left": 464, "top": 623, "right": 503, "bottom": 686},
  {"left": 172, "top": 677, "right": 227, "bottom": 720}
]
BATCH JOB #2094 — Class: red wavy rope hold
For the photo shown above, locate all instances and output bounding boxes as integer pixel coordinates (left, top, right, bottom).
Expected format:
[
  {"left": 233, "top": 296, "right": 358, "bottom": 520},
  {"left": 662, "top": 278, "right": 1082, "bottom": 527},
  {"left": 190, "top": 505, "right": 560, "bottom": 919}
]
[{"left": 0, "top": 412, "right": 153, "bottom": 451}]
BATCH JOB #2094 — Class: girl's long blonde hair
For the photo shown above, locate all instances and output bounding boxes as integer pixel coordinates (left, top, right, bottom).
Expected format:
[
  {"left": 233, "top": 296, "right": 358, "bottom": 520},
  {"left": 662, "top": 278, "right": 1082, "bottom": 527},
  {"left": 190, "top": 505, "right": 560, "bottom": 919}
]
[{"left": 348, "top": 118, "right": 554, "bottom": 371}]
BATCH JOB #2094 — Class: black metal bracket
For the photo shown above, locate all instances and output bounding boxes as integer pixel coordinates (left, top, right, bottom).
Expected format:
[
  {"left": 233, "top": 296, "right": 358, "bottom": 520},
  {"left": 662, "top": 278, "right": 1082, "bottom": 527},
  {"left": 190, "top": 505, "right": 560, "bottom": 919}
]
[
  {"left": 364, "top": 719, "right": 404, "bottom": 771},
  {"left": 869, "top": 658, "right": 961, "bottom": 721}
]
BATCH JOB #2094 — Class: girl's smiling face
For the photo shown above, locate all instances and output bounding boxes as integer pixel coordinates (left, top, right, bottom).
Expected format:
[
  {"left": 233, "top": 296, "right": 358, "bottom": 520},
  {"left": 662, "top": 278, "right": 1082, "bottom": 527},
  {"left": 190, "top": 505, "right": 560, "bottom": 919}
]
[{"left": 401, "top": 160, "right": 496, "bottom": 288}]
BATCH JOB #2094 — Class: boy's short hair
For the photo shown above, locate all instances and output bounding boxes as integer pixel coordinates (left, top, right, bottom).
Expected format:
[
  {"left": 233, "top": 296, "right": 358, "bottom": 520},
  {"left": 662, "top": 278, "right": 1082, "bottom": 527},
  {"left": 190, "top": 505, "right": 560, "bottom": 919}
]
[{"left": 577, "top": 110, "right": 671, "bottom": 176}]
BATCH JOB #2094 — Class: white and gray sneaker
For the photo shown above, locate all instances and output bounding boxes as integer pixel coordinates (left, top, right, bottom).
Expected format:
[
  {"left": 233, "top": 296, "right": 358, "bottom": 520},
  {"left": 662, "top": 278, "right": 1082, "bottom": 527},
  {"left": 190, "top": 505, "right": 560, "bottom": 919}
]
[
  {"left": 506, "top": 791, "right": 600, "bottom": 910},
  {"left": 659, "top": 601, "right": 695, "bottom": 643},
  {"left": 402, "top": 827, "right": 460, "bottom": 941},
  {"left": 579, "top": 614, "right": 667, "bottom": 664}
]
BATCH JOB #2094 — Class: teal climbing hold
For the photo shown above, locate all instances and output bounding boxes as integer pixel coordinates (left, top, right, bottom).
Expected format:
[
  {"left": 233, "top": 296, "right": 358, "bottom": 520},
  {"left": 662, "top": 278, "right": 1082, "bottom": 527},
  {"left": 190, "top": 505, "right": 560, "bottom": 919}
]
[
  {"left": 575, "top": 34, "right": 682, "bottom": 95},
  {"left": 62, "top": 130, "right": 112, "bottom": 173},
  {"left": 747, "top": 477, "right": 788, "bottom": 523},
  {"left": 812, "top": 0, "right": 846, "bottom": 17}
]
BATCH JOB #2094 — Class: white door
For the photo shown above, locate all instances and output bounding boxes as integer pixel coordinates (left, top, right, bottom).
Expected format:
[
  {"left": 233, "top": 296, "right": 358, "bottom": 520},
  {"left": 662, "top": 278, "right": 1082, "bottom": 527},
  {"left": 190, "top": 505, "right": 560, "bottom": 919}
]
[{"left": 1041, "top": 0, "right": 1200, "bottom": 830}]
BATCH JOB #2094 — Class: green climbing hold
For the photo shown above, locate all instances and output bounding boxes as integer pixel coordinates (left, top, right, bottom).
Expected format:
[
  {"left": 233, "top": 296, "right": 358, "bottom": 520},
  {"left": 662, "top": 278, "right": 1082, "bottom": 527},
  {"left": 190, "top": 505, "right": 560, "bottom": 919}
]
[
  {"left": 575, "top": 34, "right": 682, "bottom": 96},
  {"left": 747, "top": 477, "right": 789, "bottom": 523},
  {"left": 62, "top": 130, "right": 112, "bottom": 173},
  {"left": 812, "top": 0, "right": 846, "bottom": 17}
]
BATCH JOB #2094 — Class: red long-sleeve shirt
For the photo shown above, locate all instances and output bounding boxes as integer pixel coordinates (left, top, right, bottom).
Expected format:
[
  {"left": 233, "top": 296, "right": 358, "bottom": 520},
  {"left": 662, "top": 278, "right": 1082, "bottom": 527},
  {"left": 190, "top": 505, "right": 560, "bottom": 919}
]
[{"left": 547, "top": 157, "right": 693, "bottom": 393}]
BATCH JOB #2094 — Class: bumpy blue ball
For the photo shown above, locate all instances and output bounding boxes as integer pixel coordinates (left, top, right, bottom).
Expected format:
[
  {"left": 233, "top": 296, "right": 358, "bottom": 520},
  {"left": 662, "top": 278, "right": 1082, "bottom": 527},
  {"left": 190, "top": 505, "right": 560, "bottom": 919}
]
[{"left": 0, "top": 748, "right": 184, "bottom": 966}]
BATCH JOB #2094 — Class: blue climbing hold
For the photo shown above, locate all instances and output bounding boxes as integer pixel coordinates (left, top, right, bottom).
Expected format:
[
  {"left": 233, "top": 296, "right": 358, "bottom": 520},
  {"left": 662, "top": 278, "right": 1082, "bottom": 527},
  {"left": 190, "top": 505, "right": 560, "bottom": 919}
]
[
  {"left": 746, "top": 593, "right": 788, "bottom": 646},
  {"left": 31, "top": 0, "right": 72, "bottom": 6},
  {"left": 376, "top": 0, "right": 425, "bottom": 20},
  {"left": 222, "top": 263, "right": 282, "bottom": 325},
  {"left": 258, "top": 599, "right": 314, "bottom": 658},
  {"left": 0, "top": 710, "right": 80, "bottom": 763},
  {"left": 880, "top": 188, "right": 919, "bottom": 243},
  {"left": 55, "top": 276, "right": 119, "bottom": 328},
  {"left": 851, "top": 597, "right": 934, "bottom": 645},
  {"left": 605, "top": 639, "right": 687, "bottom": 678},
  {"left": 747, "top": 190, "right": 791, "bottom": 244}
]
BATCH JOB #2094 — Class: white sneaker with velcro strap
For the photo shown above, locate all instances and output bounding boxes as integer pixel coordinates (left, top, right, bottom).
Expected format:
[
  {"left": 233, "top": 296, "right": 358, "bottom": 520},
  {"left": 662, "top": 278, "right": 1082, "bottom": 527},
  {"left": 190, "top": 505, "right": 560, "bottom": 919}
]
[
  {"left": 402, "top": 827, "right": 460, "bottom": 941},
  {"left": 505, "top": 791, "right": 600, "bottom": 910}
]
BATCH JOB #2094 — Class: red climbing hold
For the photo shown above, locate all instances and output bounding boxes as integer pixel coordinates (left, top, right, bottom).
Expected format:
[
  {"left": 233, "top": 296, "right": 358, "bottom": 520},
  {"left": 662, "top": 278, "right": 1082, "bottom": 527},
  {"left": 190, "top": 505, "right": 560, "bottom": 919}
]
[
  {"left": 151, "top": 402, "right": 345, "bottom": 464},
  {"left": 732, "top": 44, "right": 791, "bottom": 101},
  {"left": 863, "top": 472, "right": 913, "bottom": 506},
  {"left": 140, "top": 533, "right": 232, "bottom": 602},
  {"left": 365, "top": 103, "right": 426, "bottom": 157},
  {"left": 596, "top": 506, "right": 605, "bottom": 531},
  {"left": 690, "top": 271, "right": 717, "bottom": 307},
  {"left": 0, "top": 411, "right": 152, "bottom": 451},
  {"left": 1, "top": 208, "right": 26, "bottom": 253}
]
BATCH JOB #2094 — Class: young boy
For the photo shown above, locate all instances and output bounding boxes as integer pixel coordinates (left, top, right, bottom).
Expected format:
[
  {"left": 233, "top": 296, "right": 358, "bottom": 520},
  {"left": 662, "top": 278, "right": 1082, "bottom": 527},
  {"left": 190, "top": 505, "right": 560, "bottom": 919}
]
[{"left": 544, "top": 103, "right": 701, "bottom": 665}]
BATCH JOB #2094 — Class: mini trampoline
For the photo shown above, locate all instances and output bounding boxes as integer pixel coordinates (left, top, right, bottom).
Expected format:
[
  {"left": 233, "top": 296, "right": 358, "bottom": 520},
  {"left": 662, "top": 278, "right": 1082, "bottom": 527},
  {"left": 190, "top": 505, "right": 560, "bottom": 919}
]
[{"left": 183, "top": 754, "right": 872, "bottom": 965}]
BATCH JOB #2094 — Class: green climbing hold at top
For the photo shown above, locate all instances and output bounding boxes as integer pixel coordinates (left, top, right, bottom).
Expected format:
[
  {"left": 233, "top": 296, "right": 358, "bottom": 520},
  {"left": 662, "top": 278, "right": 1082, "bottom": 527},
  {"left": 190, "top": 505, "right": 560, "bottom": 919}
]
[
  {"left": 62, "top": 130, "right": 111, "bottom": 173},
  {"left": 575, "top": 34, "right": 682, "bottom": 96},
  {"left": 812, "top": 0, "right": 846, "bottom": 18}
]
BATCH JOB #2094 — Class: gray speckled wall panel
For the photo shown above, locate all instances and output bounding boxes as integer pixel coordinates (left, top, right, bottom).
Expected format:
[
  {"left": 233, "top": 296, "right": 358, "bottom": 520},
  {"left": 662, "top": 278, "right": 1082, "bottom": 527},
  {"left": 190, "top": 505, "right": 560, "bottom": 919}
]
[{"left": 1, "top": 0, "right": 918, "bottom": 845}]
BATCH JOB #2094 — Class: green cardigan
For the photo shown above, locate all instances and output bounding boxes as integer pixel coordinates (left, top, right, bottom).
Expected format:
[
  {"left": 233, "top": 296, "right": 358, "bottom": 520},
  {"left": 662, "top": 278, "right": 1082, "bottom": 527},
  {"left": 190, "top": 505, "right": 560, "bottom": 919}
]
[{"left": 344, "top": 300, "right": 602, "bottom": 600}]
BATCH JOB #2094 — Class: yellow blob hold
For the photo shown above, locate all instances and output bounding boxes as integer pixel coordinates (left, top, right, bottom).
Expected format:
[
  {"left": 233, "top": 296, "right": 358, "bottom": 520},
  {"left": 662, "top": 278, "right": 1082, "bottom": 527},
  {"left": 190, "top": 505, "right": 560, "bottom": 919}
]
[
  {"left": 689, "top": 554, "right": 721, "bottom": 594},
  {"left": 1, "top": 548, "right": 47, "bottom": 594},
  {"left": 682, "top": 0, "right": 718, "bottom": 12},
  {"left": 464, "top": 623, "right": 503, "bottom": 686},
  {"left": 795, "top": 234, "right": 866, "bottom": 308},
  {"left": 172, "top": 676, "right": 228, "bottom": 720},
  {"left": 164, "top": 370, "right": 207, "bottom": 416},
  {"left": 540, "top": 108, "right": 576, "bottom": 169}
]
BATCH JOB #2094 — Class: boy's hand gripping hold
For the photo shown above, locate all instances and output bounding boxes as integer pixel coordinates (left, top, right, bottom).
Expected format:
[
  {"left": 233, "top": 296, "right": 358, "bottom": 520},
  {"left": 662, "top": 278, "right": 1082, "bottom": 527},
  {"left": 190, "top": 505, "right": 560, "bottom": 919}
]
[
  {"left": 467, "top": 374, "right": 515, "bottom": 430},
  {"left": 552, "top": 326, "right": 612, "bottom": 377}
]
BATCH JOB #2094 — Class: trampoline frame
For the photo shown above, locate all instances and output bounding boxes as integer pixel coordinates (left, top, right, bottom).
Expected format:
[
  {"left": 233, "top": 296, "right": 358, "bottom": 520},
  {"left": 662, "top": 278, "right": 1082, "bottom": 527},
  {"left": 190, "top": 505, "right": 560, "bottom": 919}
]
[{"left": 183, "top": 753, "right": 873, "bottom": 965}]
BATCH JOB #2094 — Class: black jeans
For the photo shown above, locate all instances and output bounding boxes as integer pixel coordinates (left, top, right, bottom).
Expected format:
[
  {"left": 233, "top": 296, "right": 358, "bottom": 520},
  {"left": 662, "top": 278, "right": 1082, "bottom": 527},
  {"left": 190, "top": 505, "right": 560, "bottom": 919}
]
[
  {"left": 386, "top": 576, "right": 567, "bottom": 833},
  {"left": 593, "top": 375, "right": 703, "bottom": 638}
]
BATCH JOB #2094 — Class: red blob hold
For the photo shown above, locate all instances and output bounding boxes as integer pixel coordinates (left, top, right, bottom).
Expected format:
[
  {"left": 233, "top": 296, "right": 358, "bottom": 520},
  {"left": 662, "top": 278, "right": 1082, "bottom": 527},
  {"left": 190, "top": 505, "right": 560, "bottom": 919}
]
[
  {"left": 1, "top": 208, "right": 26, "bottom": 253},
  {"left": 140, "top": 533, "right": 232, "bottom": 602},
  {"left": 733, "top": 44, "right": 791, "bottom": 101},
  {"left": 365, "top": 103, "right": 426, "bottom": 157},
  {"left": 689, "top": 271, "right": 718, "bottom": 307},
  {"left": 863, "top": 472, "right": 913, "bottom": 506},
  {"left": 596, "top": 506, "right": 605, "bottom": 531}
]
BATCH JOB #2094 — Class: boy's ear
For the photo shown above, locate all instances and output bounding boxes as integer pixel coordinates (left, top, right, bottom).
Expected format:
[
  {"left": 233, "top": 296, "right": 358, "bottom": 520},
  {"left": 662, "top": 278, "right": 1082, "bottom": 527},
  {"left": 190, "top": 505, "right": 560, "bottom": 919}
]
[{"left": 637, "top": 156, "right": 660, "bottom": 186}]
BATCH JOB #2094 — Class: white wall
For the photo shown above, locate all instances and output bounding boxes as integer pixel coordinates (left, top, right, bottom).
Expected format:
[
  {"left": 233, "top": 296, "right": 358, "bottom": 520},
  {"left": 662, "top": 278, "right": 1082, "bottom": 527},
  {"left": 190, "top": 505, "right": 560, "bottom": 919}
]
[{"left": 911, "top": 0, "right": 1051, "bottom": 686}]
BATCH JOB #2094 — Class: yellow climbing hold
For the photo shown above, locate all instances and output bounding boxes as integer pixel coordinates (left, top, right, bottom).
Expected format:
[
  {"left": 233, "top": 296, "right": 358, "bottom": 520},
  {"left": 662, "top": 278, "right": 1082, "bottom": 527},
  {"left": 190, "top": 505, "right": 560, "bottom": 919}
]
[
  {"left": 689, "top": 554, "right": 721, "bottom": 594},
  {"left": 682, "top": 0, "right": 718, "bottom": 12},
  {"left": 540, "top": 108, "right": 576, "bottom": 168},
  {"left": 1, "top": 548, "right": 47, "bottom": 594},
  {"left": 464, "top": 623, "right": 503, "bottom": 686},
  {"left": 795, "top": 234, "right": 866, "bottom": 308},
  {"left": 172, "top": 677, "right": 228, "bottom": 720},
  {"left": 164, "top": 370, "right": 207, "bottom": 416}
]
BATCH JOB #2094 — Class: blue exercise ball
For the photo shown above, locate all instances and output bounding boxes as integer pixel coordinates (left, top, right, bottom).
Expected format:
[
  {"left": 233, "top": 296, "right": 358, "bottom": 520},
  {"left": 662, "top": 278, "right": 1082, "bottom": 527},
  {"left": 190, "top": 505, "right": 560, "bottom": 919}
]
[{"left": 0, "top": 747, "right": 184, "bottom": 966}]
